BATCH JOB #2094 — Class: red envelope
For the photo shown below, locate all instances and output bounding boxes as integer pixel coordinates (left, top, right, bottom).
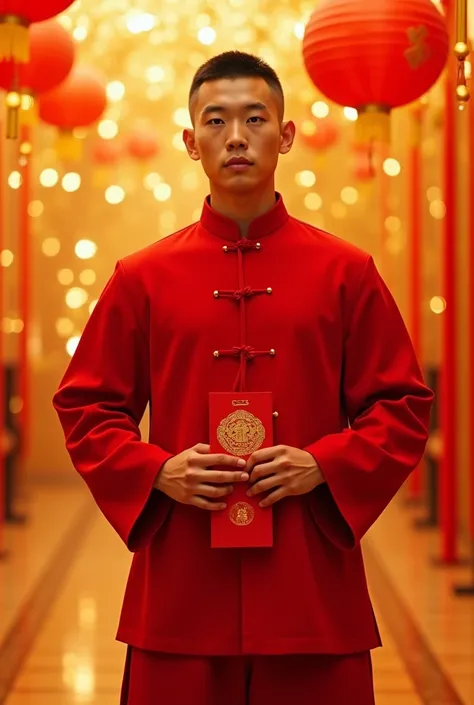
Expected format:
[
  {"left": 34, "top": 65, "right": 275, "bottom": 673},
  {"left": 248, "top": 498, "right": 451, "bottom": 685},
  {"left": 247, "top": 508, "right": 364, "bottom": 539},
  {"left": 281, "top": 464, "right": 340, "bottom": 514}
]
[{"left": 209, "top": 391, "right": 274, "bottom": 548}]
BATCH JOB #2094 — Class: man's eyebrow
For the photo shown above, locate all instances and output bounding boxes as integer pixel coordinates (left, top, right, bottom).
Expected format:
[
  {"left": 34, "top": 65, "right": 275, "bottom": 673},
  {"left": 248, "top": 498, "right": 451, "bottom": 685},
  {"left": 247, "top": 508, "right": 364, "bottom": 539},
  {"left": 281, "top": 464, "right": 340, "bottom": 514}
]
[{"left": 201, "top": 101, "right": 269, "bottom": 116}]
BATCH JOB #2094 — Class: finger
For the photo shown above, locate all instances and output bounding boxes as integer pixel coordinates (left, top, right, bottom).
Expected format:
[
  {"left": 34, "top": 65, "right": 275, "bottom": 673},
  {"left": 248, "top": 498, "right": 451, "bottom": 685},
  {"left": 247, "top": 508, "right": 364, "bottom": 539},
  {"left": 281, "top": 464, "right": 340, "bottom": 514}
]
[
  {"left": 193, "top": 443, "right": 211, "bottom": 454},
  {"left": 195, "top": 452, "right": 246, "bottom": 469},
  {"left": 249, "top": 460, "right": 280, "bottom": 482},
  {"left": 195, "top": 470, "right": 250, "bottom": 484},
  {"left": 246, "top": 445, "right": 284, "bottom": 471},
  {"left": 194, "top": 483, "right": 234, "bottom": 499},
  {"left": 247, "top": 473, "right": 284, "bottom": 497},
  {"left": 191, "top": 496, "right": 227, "bottom": 511},
  {"left": 259, "top": 486, "right": 288, "bottom": 508}
]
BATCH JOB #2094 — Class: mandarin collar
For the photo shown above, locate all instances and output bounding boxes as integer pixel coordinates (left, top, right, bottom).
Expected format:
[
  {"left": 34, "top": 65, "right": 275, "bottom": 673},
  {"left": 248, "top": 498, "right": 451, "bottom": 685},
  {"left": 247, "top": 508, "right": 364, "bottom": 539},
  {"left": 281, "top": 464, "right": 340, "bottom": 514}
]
[{"left": 200, "top": 192, "right": 289, "bottom": 242}]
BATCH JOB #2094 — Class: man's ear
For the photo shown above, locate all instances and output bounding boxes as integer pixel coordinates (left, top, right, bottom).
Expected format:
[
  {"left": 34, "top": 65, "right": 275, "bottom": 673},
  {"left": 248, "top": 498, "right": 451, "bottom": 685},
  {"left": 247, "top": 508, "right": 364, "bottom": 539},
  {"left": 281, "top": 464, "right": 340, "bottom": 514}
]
[
  {"left": 279, "top": 120, "right": 296, "bottom": 155},
  {"left": 183, "top": 129, "right": 200, "bottom": 161}
]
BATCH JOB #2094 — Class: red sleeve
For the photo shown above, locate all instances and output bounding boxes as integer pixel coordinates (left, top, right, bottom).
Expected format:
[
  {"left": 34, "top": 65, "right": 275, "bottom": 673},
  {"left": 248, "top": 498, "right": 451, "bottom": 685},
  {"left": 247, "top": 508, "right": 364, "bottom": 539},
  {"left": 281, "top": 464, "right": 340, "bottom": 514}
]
[
  {"left": 305, "top": 255, "right": 434, "bottom": 550},
  {"left": 52, "top": 260, "right": 173, "bottom": 552}
]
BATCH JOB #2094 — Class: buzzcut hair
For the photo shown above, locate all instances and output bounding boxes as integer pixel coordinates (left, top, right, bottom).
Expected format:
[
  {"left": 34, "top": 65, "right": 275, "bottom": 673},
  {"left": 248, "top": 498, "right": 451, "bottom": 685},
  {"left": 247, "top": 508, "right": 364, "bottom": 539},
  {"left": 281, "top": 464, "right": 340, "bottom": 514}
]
[{"left": 188, "top": 50, "right": 285, "bottom": 120}]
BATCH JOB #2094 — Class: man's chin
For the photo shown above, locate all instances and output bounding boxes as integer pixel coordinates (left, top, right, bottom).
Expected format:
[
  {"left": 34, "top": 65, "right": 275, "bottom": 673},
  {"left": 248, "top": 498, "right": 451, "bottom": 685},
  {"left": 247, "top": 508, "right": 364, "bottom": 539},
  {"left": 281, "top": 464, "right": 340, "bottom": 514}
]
[{"left": 216, "top": 173, "right": 260, "bottom": 192}]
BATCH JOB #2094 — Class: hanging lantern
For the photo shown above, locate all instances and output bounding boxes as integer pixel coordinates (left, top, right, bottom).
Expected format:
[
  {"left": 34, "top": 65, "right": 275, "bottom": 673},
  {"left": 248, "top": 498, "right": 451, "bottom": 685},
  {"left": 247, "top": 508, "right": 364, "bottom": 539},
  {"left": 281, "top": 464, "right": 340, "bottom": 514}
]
[
  {"left": 38, "top": 64, "right": 107, "bottom": 161},
  {"left": 302, "top": 0, "right": 449, "bottom": 144},
  {"left": 299, "top": 115, "right": 339, "bottom": 169},
  {"left": 0, "top": 1, "right": 75, "bottom": 63},
  {"left": 126, "top": 126, "right": 159, "bottom": 160},
  {"left": 125, "top": 126, "right": 159, "bottom": 176},
  {"left": 300, "top": 116, "right": 338, "bottom": 150},
  {"left": 0, "top": 19, "right": 75, "bottom": 138},
  {"left": 91, "top": 138, "right": 123, "bottom": 188}
]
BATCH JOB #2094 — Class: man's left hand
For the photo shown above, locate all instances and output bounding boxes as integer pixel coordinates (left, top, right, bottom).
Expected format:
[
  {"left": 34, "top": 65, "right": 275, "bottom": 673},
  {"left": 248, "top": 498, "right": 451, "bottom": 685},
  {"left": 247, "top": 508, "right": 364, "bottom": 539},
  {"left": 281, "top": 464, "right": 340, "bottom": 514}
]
[{"left": 245, "top": 445, "right": 325, "bottom": 507}]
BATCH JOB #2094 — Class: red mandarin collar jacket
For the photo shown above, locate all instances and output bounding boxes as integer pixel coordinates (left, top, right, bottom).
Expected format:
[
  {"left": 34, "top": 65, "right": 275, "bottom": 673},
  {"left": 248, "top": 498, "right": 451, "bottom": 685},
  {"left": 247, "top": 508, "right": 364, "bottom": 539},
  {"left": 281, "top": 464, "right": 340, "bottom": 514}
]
[{"left": 53, "top": 193, "right": 434, "bottom": 655}]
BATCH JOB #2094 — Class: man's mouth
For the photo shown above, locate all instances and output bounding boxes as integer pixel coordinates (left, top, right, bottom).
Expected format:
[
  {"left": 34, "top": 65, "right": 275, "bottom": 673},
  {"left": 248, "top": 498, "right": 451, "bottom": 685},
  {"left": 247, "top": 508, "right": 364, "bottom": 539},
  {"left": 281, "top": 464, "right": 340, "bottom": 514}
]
[{"left": 225, "top": 157, "right": 254, "bottom": 170}]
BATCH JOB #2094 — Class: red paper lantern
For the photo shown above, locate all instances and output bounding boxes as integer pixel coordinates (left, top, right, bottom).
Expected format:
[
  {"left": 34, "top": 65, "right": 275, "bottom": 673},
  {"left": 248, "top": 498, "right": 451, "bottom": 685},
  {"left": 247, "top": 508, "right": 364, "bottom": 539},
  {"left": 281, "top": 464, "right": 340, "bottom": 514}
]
[
  {"left": 0, "top": 20, "right": 74, "bottom": 94},
  {"left": 126, "top": 127, "right": 159, "bottom": 162},
  {"left": 299, "top": 117, "right": 339, "bottom": 151},
  {"left": 91, "top": 138, "right": 123, "bottom": 188},
  {"left": 39, "top": 64, "right": 107, "bottom": 129},
  {"left": 39, "top": 65, "right": 107, "bottom": 160},
  {"left": 92, "top": 138, "right": 123, "bottom": 165},
  {"left": 0, "top": 1, "right": 76, "bottom": 63},
  {"left": 0, "top": 19, "right": 75, "bottom": 137},
  {"left": 302, "top": 0, "right": 449, "bottom": 143}
]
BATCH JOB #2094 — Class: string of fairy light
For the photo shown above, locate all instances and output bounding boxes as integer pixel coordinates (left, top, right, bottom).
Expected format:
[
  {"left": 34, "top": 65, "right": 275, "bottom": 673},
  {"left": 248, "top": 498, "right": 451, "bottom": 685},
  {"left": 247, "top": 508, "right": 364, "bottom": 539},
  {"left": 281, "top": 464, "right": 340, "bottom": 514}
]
[{"left": 0, "top": 0, "right": 453, "bottom": 359}]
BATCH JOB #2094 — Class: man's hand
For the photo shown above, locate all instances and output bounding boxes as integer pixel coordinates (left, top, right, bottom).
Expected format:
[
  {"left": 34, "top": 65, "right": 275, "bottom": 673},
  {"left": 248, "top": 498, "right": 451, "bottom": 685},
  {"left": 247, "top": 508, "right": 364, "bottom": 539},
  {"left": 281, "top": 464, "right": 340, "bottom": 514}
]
[
  {"left": 155, "top": 443, "right": 249, "bottom": 511},
  {"left": 245, "top": 445, "right": 325, "bottom": 507}
]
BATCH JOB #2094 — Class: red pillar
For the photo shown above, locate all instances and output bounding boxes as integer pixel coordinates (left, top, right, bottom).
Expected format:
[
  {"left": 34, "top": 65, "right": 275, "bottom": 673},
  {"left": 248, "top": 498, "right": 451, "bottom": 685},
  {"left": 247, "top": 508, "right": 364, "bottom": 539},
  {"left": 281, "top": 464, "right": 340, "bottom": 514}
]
[
  {"left": 0, "top": 118, "right": 5, "bottom": 557},
  {"left": 407, "top": 107, "right": 424, "bottom": 501},
  {"left": 439, "top": 0, "right": 459, "bottom": 562},
  {"left": 18, "top": 124, "right": 31, "bottom": 467}
]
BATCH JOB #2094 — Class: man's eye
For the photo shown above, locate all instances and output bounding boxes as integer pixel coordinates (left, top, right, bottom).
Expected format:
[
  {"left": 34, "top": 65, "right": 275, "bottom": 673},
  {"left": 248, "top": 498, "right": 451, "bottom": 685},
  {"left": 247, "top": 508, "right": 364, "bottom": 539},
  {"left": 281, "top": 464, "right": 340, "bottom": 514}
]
[
  {"left": 248, "top": 116, "right": 264, "bottom": 123},
  {"left": 208, "top": 118, "right": 223, "bottom": 125}
]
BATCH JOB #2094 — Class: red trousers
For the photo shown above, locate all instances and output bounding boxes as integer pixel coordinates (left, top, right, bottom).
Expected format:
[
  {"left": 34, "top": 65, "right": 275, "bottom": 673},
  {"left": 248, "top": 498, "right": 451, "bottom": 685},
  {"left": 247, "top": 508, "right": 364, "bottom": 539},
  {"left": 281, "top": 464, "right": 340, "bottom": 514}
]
[{"left": 120, "top": 648, "right": 375, "bottom": 705}]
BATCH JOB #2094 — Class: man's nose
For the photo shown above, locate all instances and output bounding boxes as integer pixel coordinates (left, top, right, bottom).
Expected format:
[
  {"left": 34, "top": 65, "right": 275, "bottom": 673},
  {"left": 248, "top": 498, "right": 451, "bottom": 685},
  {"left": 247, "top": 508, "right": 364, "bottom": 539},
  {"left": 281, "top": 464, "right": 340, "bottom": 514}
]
[{"left": 225, "top": 121, "right": 249, "bottom": 150}]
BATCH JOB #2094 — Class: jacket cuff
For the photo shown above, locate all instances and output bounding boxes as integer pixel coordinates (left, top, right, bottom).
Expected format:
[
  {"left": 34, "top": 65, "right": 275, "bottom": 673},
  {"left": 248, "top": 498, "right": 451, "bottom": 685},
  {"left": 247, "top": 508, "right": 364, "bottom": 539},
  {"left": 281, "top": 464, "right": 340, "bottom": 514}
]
[
  {"left": 126, "top": 451, "right": 174, "bottom": 552},
  {"left": 305, "top": 440, "right": 356, "bottom": 551}
]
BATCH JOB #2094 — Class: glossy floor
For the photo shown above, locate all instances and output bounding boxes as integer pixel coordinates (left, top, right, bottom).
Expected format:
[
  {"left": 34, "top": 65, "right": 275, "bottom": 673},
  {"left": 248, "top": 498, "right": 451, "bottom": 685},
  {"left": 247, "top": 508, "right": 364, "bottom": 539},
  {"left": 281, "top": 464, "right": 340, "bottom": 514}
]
[{"left": 1, "top": 483, "right": 473, "bottom": 704}]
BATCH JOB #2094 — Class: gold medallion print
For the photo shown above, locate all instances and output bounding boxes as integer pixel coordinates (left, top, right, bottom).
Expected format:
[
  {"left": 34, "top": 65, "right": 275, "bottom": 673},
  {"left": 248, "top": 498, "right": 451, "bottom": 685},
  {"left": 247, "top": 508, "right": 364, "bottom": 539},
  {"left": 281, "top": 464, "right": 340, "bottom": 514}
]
[
  {"left": 217, "top": 410, "right": 265, "bottom": 457},
  {"left": 229, "top": 501, "right": 255, "bottom": 526}
]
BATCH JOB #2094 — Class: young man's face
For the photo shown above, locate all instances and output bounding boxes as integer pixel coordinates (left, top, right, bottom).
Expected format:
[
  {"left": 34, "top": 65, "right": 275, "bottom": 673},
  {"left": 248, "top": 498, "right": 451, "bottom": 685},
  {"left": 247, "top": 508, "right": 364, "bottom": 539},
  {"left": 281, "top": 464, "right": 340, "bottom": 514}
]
[{"left": 184, "top": 76, "right": 295, "bottom": 193}]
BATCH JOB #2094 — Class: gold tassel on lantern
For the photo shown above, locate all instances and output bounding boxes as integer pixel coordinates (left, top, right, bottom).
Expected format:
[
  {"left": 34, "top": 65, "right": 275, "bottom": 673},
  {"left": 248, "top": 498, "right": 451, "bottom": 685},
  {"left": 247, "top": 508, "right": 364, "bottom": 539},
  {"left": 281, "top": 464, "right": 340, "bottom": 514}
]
[
  {"left": 55, "top": 130, "right": 84, "bottom": 162},
  {"left": 355, "top": 104, "right": 391, "bottom": 145},
  {"left": 19, "top": 93, "right": 39, "bottom": 128},
  {"left": 454, "top": 0, "right": 470, "bottom": 106},
  {"left": 0, "top": 15, "right": 30, "bottom": 63},
  {"left": 5, "top": 90, "right": 21, "bottom": 139}
]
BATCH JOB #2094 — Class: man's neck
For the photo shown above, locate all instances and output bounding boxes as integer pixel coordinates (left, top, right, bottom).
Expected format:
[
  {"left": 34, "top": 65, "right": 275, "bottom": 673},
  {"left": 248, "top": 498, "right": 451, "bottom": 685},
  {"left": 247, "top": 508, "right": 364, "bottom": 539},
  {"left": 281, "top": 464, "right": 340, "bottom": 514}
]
[{"left": 209, "top": 181, "right": 277, "bottom": 238}]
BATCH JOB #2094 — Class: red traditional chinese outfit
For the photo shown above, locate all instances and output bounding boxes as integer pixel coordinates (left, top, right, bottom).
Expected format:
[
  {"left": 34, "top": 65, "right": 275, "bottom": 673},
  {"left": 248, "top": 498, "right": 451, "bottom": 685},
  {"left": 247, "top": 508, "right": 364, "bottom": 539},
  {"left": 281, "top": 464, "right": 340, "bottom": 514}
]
[{"left": 53, "top": 193, "right": 433, "bottom": 657}]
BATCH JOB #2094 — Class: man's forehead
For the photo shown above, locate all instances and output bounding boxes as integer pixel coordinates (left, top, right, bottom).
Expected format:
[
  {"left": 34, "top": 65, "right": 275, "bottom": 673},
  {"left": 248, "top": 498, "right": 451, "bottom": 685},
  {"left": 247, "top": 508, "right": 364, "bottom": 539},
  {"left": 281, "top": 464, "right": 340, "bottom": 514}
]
[{"left": 195, "top": 77, "right": 277, "bottom": 110}]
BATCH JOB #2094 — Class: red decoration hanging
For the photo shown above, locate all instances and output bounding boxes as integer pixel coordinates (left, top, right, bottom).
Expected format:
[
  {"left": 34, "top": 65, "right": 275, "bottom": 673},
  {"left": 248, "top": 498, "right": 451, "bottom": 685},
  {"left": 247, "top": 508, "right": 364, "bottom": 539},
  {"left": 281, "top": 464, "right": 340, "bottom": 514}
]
[
  {"left": 0, "top": 1, "right": 75, "bottom": 63},
  {"left": 350, "top": 144, "right": 376, "bottom": 202},
  {"left": 299, "top": 116, "right": 339, "bottom": 152},
  {"left": 302, "top": 0, "right": 449, "bottom": 143},
  {"left": 38, "top": 64, "right": 107, "bottom": 160},
  {"left": 39, "top": 64, "right": 107, "bottom": 129},
  {"left": 125, "top": 126, "right": 159, "bottom": 162},
  {"left": 299, "top": 115, "right": 339, "bottom": 170},
  {"left": 91, "top": 138, "right": 123, "bottom": 188},
  {"left": 0, "top": 19, "right": 75, "bottom": 138},
  {"left": 351, "top": 144, "right": 376, "bottom": 182},
  {"left": 92, "top": 137, "right": 123, "bottom": 165}
]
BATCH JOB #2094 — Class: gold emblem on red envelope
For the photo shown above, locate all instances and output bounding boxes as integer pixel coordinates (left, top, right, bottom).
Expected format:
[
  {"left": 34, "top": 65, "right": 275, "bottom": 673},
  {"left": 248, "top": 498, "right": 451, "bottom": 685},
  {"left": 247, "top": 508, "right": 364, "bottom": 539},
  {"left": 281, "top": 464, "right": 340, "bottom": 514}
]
[
  {"left": 217, "top": 410, "right": 265, "bottom": 457},
  {"left": 229, "top": 501, "right": 255, "bottom": 526}
]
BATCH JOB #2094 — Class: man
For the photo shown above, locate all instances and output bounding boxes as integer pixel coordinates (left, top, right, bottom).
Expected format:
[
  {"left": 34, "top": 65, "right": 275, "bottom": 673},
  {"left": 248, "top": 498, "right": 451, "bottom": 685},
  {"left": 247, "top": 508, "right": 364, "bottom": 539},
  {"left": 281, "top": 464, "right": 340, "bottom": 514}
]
[{"left": 53, "top": 51, "right": 434, "bottom": 704}]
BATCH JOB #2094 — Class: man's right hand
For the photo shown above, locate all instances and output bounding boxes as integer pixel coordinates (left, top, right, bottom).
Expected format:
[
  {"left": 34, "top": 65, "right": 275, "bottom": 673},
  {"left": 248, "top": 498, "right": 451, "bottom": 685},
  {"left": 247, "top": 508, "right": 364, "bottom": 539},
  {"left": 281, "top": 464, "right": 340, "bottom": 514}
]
[{"left": 154, "top": 443, "right": 249, "bottom": 511}]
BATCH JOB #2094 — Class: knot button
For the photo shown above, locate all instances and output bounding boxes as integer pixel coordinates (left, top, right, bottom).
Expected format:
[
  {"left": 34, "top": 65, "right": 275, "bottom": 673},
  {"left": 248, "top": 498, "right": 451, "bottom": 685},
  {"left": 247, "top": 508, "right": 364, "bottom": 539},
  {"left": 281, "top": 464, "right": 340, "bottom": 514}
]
[
  {"left": 266, "top": 287, "right": 273, "bottom": 294},
  {"left": 269, "top": 348, "right": 276, "bottom": 356},
  {"left": 213, "top": 290, "right": 219, "bottom": 298},
  {"left": 213, "top": 351, "right": 220, "bottom": 358}
]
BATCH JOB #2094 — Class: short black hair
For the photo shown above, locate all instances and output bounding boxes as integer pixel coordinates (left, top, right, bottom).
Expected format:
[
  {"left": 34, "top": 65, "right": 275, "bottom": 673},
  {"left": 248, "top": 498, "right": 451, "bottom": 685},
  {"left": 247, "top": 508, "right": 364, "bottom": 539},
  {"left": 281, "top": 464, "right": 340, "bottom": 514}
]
[{"left": 188, "top": 50, "right": 284, "bottom": 119}]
